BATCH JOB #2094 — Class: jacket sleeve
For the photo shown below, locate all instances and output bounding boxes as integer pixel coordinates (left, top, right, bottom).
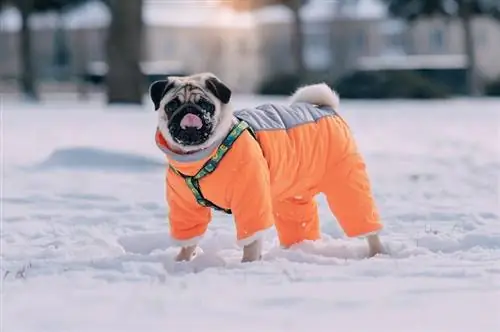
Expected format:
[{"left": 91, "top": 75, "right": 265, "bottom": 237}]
[
  {"left": 227, "top": 145, "right": 275, "bottom": 247},
  {"left": 166, "top": 170, "right": 211, "bottom": 246}
]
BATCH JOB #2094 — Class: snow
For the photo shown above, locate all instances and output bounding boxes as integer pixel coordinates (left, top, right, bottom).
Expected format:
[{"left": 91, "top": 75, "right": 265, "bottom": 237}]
[
  {"left": 357, "top": 54, "right": 468, "bottom": 71},
  {"left": 2, "top": 95, "right": 500, "bottom": 331},
  {"left": 353, "top": 0, "right": 388, "bottom": 18},
  {"left": 62, "top": 1, "right": 110, "bottom": 29}
]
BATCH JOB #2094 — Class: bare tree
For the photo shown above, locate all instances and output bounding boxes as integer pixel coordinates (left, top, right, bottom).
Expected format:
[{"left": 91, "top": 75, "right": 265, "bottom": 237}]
[
  {"left": 15, "top": 0, "right": 38, "bottom": 100},
  {"left": 105, "top": 0, "right": 144, "bottom": 104},
  {"left": 0, "top": 0, "right": 91, "bottom": 100},
  {"left": 329, "top": 0, "right": 350, "bottom": 79}
]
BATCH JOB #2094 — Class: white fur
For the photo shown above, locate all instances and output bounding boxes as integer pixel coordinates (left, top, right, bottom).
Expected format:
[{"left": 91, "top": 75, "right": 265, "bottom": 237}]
[
  {"left": 157, "top": 73, "right": 235, "bottom": 153},
  {"left": 171, "top": 235, "right": 203, "bottom": 247},
  {"left": 237, "top": 228, "right": 270, "bottom": 247},
  {"left": 289, "top": 83, "right": 340, "bottom": 110},
  {"left": 360, "top": 230, "right": 380, "bottom": 238}
]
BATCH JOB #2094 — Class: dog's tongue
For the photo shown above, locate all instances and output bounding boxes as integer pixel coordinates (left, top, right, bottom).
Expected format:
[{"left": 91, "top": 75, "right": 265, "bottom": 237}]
[{"left": 180, "top": 113, "right": 203, "bottom": 130}]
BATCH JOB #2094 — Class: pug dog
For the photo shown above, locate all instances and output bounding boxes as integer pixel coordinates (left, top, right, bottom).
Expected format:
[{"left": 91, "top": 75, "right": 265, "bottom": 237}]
[{"left": 150, "top": 73, "right": 385, "bottom": 263}]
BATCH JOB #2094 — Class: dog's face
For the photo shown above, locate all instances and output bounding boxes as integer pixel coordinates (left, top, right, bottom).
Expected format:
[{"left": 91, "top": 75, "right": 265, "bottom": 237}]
[{"left": 150, "top": 73, "right": 233, "bottom": 152}]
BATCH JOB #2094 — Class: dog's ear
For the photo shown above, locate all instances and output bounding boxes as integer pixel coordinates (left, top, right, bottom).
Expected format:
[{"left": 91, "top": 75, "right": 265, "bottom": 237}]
[
  {"left": 149, "top": 79, "right": 174, "bottom": 111},
  {"left": 205, "top": 76, "right": 231, "bottom": 104}
]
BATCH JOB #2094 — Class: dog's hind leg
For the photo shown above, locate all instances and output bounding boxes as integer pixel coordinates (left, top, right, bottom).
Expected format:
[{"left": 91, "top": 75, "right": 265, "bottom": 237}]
[
  {"left": 273, "top": 196, "right": 320, "bottom": 248},
  {"left": 321, "top": 152, "right": 385, "bottom": 256}
]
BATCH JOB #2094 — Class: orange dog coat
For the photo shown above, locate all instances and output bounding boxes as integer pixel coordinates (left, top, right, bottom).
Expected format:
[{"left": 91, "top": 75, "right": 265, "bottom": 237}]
[{"left": 156, "top": 102, "right": 383, "bottom": 247}]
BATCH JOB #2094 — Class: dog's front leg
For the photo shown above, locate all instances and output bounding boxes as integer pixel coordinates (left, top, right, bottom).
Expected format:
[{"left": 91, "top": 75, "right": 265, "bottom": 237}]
[
  {"left": 175, "top": 245, "right": 197, "bottom": 262},
  {"left": 366, "top": 234, "right": 385, "bottom": 258},
  {"left": 241, "top": 239, "right": 262, "bottom": 263}
]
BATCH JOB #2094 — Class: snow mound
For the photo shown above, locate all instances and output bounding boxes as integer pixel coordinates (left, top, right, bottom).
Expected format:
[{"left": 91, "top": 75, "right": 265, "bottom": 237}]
[
  {"left": 118, "top": 231, "right": 172, "bottom": 255},
  {"left": 34, "top": 147, "right": 165, "bottom": 172},
  {"left": 415, "top": 231, "right": 500, "bottom": 253}
]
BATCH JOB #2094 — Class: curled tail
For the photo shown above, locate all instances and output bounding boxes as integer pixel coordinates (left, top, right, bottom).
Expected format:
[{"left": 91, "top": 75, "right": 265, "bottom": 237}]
[{"left": 289, "top": 83, "right": 340, "bottom": 110}]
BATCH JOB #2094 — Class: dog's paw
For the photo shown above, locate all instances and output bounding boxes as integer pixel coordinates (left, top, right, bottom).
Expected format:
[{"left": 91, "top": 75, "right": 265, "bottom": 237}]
[
  {"left": 175, "top": 246, "right": 202, "bottom": 262},
  {"left": 164, "top": 248, "right": 226, "bottom": 274},
  {"left": 190, "top": 246, "right": 204, "bottom": 260},
  {"left": 367, "top": 244, "right": 389, "bottom": 258}
]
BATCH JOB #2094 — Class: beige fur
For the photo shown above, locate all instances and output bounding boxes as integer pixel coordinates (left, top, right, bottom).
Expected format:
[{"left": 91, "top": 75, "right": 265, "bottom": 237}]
[
  {"left": 157, "top": 73, "right": 235, "bottom": 154},
  {"left": 290, "top": 83, "right": 340, "bottom": 110},
  {"left": 175, "top": 245, "right": 197, "bottom": 262}
]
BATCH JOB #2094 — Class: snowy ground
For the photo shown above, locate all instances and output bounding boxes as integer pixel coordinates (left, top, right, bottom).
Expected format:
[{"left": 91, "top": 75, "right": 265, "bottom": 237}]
[{"left": 1, "top": 95, "right": 500, "bottom": 331}]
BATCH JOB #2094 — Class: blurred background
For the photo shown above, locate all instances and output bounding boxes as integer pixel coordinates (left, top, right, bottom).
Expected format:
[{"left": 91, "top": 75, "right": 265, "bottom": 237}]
[{"left": 0, "top": 0, "right": 499, "bottom": 104}]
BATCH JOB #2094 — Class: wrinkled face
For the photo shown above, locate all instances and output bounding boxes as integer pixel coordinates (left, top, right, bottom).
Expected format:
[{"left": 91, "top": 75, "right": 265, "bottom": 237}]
[
  {"left": 164, "top": 83, "right": 217, "bottom": 146},
  {"left": 150, "top": 73, "right": 232, "bottom": 151}
]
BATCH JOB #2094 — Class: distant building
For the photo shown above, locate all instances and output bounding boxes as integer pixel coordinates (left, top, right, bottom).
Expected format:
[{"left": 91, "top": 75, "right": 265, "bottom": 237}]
[
  {"left": 255, "top": 0, "right": 390, "bottom": 80},
  {"left": 0, "top": 0, "right": 499, "bottom": 94},
  {"left": 0, "top": 1, "right": 262, "bottom": 93},
  {"left": 403, "top": 16, "right": 500, "bottom": 82},
  {"left": 257, "top": 0, "right": 500, "bottom": 86}
]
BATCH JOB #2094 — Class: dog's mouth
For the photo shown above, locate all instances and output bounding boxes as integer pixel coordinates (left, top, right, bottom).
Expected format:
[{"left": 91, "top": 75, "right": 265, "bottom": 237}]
[
  {"left": 180, "top": 113, "right": 203, "bottom": 130},
  {"left": 167, "top": 102, "right": 214, "bottom": 146}
]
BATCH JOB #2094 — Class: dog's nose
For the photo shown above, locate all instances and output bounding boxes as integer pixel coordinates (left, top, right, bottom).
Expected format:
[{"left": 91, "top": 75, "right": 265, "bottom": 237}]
[{"left": 180, "top": 113, "right": 203, "bottom": 129}]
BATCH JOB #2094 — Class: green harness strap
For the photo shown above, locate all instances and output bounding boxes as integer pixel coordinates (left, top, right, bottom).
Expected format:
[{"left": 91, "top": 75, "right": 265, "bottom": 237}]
[{"left": 169, "top": 120, "right": 255, "bottom": 214}]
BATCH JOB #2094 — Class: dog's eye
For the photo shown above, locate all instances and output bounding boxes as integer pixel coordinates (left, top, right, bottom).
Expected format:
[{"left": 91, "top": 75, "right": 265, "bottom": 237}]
[
  {"left": 165, "top": 97, "right": 181, "bottom": 114},
  {"left": 197, "top": 98, "right": 215, "bottom": 114}
]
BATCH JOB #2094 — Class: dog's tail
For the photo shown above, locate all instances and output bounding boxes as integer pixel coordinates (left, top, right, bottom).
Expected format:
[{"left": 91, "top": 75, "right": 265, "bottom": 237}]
[{"left": 289, "top": 83, "right": 340, "bottom": 110}]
